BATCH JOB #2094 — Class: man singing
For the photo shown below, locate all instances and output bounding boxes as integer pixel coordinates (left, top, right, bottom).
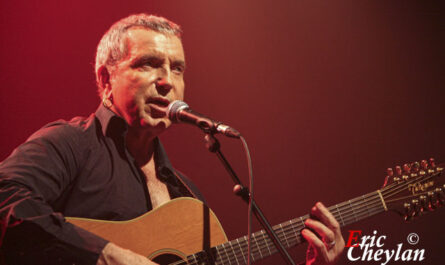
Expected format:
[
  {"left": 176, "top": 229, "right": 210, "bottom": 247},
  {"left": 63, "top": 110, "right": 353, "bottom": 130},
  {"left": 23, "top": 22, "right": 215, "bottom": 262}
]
[{"left": 0, "top": 14, "right": 344, "bottom": 265}]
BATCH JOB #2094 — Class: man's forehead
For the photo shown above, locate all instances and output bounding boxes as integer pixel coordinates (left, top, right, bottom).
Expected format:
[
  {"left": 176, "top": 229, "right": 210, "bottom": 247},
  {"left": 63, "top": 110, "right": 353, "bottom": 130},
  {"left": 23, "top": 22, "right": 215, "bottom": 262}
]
[{"left": 125, "top": 28, "right": 184, "bottom": 55}]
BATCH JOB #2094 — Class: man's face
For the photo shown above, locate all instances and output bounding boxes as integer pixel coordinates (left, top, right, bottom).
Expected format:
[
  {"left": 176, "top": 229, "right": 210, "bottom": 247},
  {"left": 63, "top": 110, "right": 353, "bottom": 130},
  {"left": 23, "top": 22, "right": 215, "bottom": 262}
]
[{"left": 108, "top": 28, "right": 185, "bottom": 134}]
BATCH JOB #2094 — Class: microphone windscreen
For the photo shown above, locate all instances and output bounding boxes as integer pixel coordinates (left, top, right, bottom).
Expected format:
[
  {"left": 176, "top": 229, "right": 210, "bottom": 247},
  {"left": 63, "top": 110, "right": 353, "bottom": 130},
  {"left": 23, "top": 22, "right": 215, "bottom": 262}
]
[{"left": 167, "top": 100, "right": 189, "bottom": 122}]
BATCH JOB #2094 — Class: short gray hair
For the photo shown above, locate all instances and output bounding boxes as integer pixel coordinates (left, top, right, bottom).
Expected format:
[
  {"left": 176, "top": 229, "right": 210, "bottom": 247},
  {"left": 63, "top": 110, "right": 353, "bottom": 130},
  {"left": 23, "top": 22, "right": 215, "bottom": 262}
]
[{"left": 95, "top": 14, "right": 182, "bottom": 95}]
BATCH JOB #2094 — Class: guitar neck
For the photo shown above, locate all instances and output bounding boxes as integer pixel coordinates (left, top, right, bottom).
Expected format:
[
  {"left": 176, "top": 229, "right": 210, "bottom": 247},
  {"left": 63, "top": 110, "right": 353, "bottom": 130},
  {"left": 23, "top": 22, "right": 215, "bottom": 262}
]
[{"left": 185, "top": 190, "right": 386, "bottom": 265}]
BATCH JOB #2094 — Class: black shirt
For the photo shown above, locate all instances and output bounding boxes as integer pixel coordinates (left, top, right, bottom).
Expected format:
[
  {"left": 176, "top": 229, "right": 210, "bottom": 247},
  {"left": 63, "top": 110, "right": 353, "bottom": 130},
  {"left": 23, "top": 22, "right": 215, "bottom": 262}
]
[{"left": 0, "top": 105, "right": 204, "bottom": 265}]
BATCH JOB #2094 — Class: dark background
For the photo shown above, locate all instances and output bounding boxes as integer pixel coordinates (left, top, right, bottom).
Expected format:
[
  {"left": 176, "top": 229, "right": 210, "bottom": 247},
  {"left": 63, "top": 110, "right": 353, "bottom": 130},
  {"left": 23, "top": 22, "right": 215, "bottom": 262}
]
[{"left": 1, "top": 0, "right": 444, "bottom": 264}]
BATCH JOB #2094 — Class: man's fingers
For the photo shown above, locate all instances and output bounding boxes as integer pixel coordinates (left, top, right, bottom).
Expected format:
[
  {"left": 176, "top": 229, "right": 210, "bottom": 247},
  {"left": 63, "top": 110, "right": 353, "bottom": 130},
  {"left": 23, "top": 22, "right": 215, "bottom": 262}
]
[
  {"left": 301, "top": 229, "right": 328, "bottom": 260},
  {"left": 302, "top": 229, "right": 324, "bottom": 250},
  {"left": 310, "top": 202, "right": 341, "bottom": 233},
  {"left": 303, "top": 202, "right": 346, "bottom": 264},
  {"left": 304, "top": 218, "right": 335, "bottom": 243}
]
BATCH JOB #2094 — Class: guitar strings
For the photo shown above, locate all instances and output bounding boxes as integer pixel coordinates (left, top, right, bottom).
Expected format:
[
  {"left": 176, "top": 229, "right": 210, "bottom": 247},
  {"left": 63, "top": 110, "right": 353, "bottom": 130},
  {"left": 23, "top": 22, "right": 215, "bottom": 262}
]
[
  {"left": 332, "top": 172, "right": 435, "bottom": 217},
  {"left": 232, "top": 171, "right": 439, "bottom": 265},
  {"left": 327, "top": 171, "right": 438, "bottom": 222},
  {"left": 247, "top": 202, "right": 382, "bottom": 264},
  {"left": 181, "top": 192, "right": 385, "bottom": 265},
  {"left": 208, "top": 193, "right": 382, "bottom": 265},
  {"left": 246, "top": 172, "right": 438, "bottom": 264},
  {"left": 174, "top": 172, "right": 440, "bottom": 265},
  {"left": 203, "top": 207, "right": 383, "bottom": 265},
  {"left": 210, "top": 207, "right": 382, "bottom": 265},
  {"left": 382, "top": 174, "right": 436, "bottom": 202}
]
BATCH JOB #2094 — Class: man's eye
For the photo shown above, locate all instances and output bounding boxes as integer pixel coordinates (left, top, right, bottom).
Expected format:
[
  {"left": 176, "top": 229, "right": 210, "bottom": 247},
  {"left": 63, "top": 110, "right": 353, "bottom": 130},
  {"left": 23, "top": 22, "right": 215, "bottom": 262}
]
[
  {"left": 132, "top": 62, "right": 151, "bottom": 69},
  {"left": 144, "top": 61, "right": 161, "bottom": 68},
  {"left": 132, "top": 58, "right": 163, "bottom": 69},
  {"left": 172, "top": 66, "right": 185, "bottom": 74}
]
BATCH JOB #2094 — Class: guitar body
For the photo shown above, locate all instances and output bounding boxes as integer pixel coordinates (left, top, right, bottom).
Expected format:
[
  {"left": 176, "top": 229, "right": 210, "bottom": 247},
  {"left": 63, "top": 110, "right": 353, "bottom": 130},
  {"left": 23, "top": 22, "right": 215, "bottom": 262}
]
[{"left": 67, "top": 197, "right": 228, "bottom": 263}]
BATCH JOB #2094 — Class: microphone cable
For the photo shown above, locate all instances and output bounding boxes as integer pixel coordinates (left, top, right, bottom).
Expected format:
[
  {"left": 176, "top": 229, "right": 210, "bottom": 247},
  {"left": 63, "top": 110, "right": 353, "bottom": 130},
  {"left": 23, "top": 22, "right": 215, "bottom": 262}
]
[{"left": 240, "top": 135, "right": 254, "bottom": 265}]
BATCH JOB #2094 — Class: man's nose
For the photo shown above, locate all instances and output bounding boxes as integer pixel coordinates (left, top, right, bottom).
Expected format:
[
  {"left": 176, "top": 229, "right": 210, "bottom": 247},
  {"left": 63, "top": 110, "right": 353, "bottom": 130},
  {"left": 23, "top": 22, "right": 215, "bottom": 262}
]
[{"left": 155, "top": 68, "right": 173, "bottom": 94}]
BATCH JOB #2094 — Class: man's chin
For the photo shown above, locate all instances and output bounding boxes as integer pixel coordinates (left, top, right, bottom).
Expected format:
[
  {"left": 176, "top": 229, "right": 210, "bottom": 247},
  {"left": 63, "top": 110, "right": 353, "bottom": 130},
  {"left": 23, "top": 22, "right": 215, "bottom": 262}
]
[{"left": 139, "top": 117, "right": 170, "bottom": 132}]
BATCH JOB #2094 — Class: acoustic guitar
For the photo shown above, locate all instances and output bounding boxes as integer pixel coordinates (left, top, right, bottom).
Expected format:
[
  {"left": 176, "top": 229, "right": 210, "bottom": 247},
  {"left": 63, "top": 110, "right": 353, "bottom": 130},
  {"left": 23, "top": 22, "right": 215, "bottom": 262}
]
[{"left": 67, "top": 160, "right": 444, "bottom": 265}]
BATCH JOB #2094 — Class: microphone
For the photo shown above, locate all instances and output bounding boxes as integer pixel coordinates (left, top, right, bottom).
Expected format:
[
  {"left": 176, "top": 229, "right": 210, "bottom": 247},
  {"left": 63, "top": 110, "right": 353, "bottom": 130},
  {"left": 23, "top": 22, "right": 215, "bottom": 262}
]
[{"left": 167, "top": 100, "right": 241, "bottom": 138}]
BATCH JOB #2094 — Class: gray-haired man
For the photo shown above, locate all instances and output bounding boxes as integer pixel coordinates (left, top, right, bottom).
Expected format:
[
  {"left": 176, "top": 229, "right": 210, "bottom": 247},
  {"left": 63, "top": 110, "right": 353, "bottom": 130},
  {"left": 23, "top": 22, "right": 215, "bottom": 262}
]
[{"left": 0, "top": 14, "right": 344, "bottom": 265}]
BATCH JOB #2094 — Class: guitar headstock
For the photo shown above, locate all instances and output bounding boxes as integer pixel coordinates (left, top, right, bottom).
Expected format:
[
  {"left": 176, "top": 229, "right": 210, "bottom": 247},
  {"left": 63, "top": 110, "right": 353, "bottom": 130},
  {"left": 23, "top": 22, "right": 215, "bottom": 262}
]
[{"left": 381, "top": 158, "right": 444, "bottom": 221}]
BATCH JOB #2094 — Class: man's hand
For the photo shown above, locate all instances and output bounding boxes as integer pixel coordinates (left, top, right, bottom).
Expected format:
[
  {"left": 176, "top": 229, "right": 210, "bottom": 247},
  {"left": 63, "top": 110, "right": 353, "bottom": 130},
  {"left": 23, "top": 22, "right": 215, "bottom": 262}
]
[
  {"left": 302, "top": 202, "right": 345, "bottom": 265},
  {"left": 97, "top": 242, "right": 159, "bottom": 265}
]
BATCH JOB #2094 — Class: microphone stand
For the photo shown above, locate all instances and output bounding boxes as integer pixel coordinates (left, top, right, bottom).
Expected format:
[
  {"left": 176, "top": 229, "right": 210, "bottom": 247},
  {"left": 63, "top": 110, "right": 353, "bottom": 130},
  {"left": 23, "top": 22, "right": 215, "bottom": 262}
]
[{"left": 204, "top": 133, "right": 296, "bottom": 265}]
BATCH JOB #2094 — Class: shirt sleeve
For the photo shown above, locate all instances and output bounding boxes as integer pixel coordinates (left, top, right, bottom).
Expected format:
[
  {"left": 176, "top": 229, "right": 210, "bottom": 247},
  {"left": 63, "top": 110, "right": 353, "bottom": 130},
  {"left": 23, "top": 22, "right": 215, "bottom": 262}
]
[{"left": 0, "top": 124, "right": 108, "bottom": 265}]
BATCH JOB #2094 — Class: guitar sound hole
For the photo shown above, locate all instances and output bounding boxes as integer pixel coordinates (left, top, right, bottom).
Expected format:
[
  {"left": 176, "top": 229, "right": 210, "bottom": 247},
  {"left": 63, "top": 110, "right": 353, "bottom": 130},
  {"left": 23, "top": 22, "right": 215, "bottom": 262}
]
[{"left": 152, "top": 253, "right": 184, "bottom": 265}]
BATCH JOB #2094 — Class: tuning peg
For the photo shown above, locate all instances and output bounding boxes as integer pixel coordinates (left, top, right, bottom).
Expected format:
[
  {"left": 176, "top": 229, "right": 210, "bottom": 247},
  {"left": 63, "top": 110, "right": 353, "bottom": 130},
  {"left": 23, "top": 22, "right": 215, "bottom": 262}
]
[
  {"left": 382, "top": 168, "right": 393, "bottom": 187},
  {"left": 429, "top": 158, "right": 436, "bottom": 168},
  {"left": 404, "top": 203, "right": 412, "bottom": 221},
  {"left": 427, "top": 191, "right": 436, "bottom": 211},
  {"left": 403, "top": 164, "right": 411, "bottom": 174},
  {"left": 419, "top": 160, "right": 428, "bottom": 175},
  {"left": 395, "top": 166, "right": 402, "bottom": 176},
  {"left": 435, "top": 187, "right": 444, "bottom": 206},
  {"left": 404, "top": 200, "right": 420, "bottom": 221},
  {"left": 421, "top": 160, "right": 428, "bottom": 170},
  {"left": 402, "top": 163, "right": 410, "bottom": 180},
  {"left": 419, "top": 195, "right": 427, "bottom": 212},
  {"left": 411, "top": 199, "right": 421, "bottom": 216},
  {"left": 411, "top": 162, "right": 420, "bottom": 173}
]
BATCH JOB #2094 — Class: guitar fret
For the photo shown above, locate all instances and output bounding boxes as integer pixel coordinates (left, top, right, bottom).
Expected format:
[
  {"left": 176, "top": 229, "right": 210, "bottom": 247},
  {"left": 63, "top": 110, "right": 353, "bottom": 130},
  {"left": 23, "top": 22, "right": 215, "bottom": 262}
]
[
  {"left": 289, "top": 219, "right": 301, "bottom": 245},
  {"left": 262, "top": 230, "right": 272, "bottom": 256},
  {"left": 279, "top": 223, "right": 290, "bottom": 247},
  {"left": 362, "top": 195, "right": 371, "bottom": 217},
  {"left": 283, "top": 220, "right": 294, "bottom": 247},
  {"left": 286, "top": 220, "right": 297, "bottom": 245},
  {"left": 220, "top": 243, "right": 233, "bottom": 265},
  {"left": 211, "top": 246, "right": 220, "bottom": 264},
  {"left": 187, "top": 254, "right": 198, "bottom": 265},
  {"left": 300, "top": 216, "right": 306, "bottom": 228},
  {"left": 348, "top": 200, "right": 358, "bottom": 221},
  {"left": 244, "top": 235, "right": 256, "bottom": 262},
  {"left": 236, "top": 238, "right": 247, "bottom": 264},
  {"left": 335, "top": 204, "right": 345, "bottom": 226},
  {"left": 253, "top": 233, "right": 263, "bottom": 259},
  {"left": 289, "top": 219, "right": 297, "bottom": 236},
  {"left": 228, "top": 241, "right": 240, "bottom": 265}
]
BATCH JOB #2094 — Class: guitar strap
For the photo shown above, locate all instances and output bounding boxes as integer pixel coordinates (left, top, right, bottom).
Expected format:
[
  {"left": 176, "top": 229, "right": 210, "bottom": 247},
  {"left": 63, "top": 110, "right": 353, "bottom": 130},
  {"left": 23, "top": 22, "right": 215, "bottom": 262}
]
[{"left": 171, "top": 169, "right": 207, "bottom": 205}]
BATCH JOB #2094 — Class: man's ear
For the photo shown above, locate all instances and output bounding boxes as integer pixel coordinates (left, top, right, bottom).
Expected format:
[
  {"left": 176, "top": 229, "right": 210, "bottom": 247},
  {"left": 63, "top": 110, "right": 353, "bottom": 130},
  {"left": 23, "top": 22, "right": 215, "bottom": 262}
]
[{"left": 98, "top": 65, "right": 111, "bottom": 95}]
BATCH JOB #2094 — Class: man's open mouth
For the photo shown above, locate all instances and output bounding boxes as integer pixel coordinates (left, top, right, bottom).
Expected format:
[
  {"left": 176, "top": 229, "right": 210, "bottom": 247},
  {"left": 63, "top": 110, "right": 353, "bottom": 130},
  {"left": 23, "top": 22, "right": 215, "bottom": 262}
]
[{"left": 146, "top": 97, "right": 170, "bottom": 107}]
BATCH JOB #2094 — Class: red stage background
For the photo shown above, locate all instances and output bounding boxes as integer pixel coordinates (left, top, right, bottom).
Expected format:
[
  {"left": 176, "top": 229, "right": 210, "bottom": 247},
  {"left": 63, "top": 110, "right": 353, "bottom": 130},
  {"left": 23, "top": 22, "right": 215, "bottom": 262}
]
[{"left": 1, "top": 1, "right": 444, "bottom": 264}]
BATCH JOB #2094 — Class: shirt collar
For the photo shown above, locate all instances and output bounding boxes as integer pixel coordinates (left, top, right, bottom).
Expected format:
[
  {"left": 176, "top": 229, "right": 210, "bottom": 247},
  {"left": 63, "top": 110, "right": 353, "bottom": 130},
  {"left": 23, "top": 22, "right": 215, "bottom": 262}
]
[
  {"left": 154, "top": 138, "right": 179, "bottom": 185},
  {"left": 95, "top": 104, "right": 127, "bottom": 136},
  {"left": 95, "top": 104, "right": 179, "bottom": 185}
]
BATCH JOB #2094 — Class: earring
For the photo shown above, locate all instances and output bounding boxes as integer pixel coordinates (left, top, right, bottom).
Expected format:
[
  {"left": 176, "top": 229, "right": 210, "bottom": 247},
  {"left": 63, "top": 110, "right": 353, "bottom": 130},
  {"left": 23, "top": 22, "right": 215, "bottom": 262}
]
[{"left": 102, "top": 95, "right": 113, "bottom": 108}]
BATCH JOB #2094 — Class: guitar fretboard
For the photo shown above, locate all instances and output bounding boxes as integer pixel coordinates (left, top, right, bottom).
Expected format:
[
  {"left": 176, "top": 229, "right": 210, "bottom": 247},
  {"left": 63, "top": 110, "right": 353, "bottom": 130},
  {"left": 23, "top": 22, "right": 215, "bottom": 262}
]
[{"left": 179, "top": 190, "right": 385, "bottom": 265}]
